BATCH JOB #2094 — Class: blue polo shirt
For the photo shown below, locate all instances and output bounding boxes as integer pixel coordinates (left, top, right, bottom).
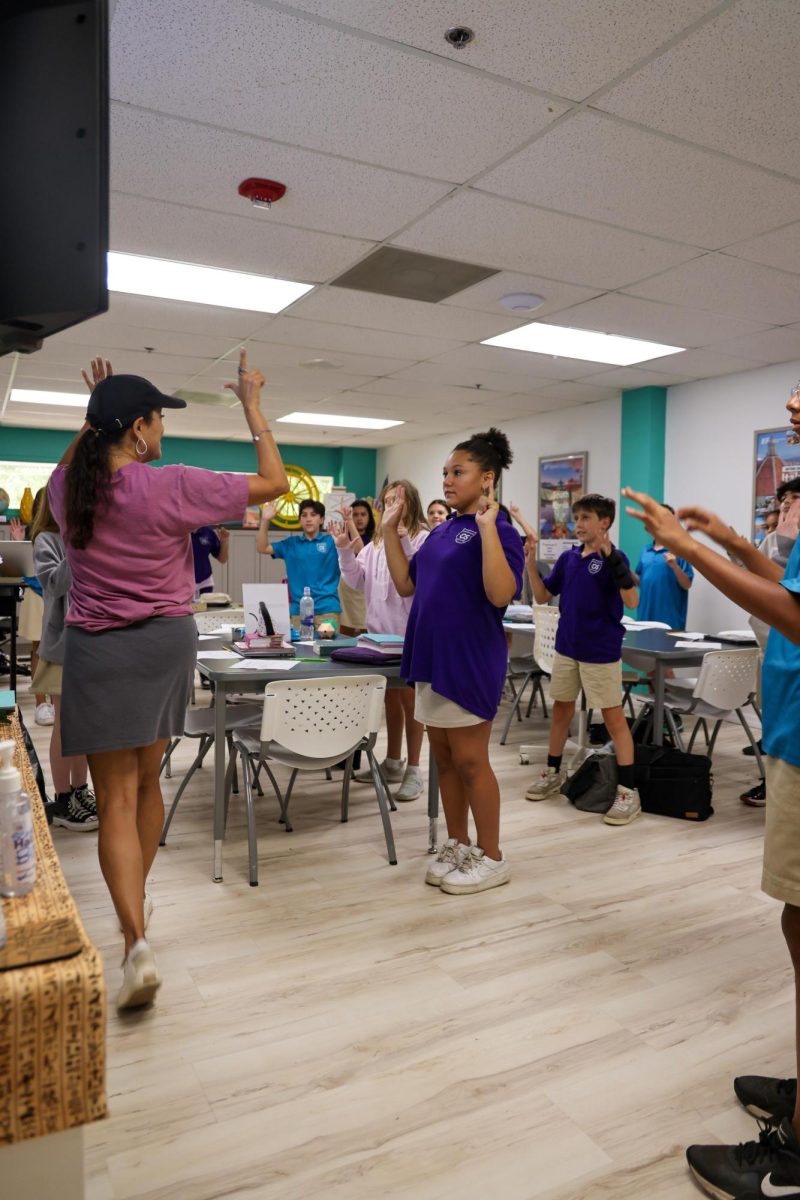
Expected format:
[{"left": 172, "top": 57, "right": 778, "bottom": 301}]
[
  {"left": 543, "top": 545, "right": 628, "bottom": 664},
  {"left": 272, "top": 532, "right": 341, "bottom": 615},
  {"left": 762, "top": 537, "right": 800, "bottom": 769},
  {"left": 635, "top": 544, "right": 694, "bottom": 630}
]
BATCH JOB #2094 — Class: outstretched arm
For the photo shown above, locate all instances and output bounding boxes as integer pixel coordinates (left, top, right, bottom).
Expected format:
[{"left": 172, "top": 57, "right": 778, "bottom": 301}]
[
  {"left": 476, "top": 487, "right": 518, "bottom": 607},
  {"left": 381, "top": 487, "right": 415, "bottom": 597}
]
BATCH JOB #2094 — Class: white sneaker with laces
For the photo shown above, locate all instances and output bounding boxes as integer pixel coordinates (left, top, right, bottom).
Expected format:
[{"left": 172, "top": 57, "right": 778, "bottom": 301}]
[
  {"left": 440, "top": 847, "right": 511, "bottom": 895},
  {"left": 352, "top": 758, "right": 406, "bottom": 785},
  {"left": 117, "top": 939, "right": 161, "bottom": 1010},
  {"left": 525, "top": 766, "right": 566, "bottom": 801},
  {"left": 425, "top": 838, "right": 470, "bottom": 887},
  {"left": 395, "top": 767, "right": 423, "bottom": 802},
  {"left": 34, "top": 701, "right": 55, "bottom": 726},
  {"left": 604, "top": 785, "right": 642, "bottom": 826}
]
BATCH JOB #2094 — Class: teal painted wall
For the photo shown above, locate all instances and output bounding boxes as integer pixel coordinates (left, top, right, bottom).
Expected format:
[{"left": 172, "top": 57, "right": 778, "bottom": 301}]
[
  {"left": 618, "top": 386, "right": 666, "bottom": 566},
  {"left": 0, "top": 427, "right": 377, "bottom": 505}
]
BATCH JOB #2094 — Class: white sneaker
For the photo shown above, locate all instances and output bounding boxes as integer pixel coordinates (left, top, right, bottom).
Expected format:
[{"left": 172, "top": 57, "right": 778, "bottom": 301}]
[
  {"left": 395, "top": 767, "right": 423, "bottom": 802},
  {"left": 440, "top": 848, "right": 511, "bottom": 895},
  {"left": 117, "top": 939, "right": 161, "bottom": 1010},
  {"left": 604, "top": 786, "right": 642, "bottom": 826},
  {"left": 525, "top": 766, "right": 566, "bottom": 801},
  {"left": 118, "top": 893, "right": 153, "bottom": 933},
  {"left": 425, "top": 838, "right": 470, "bottom": 886},
  {"left": 352, "top": 758, "right": 406, "bottom": 784},
  {"left": 34, "top": 701, "right": 55, "bottom": 726}
]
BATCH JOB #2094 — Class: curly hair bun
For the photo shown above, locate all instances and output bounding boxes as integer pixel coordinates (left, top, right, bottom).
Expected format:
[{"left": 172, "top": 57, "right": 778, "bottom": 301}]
[{"left": 476, "top": 427, "right": 513, "bottom": 471}]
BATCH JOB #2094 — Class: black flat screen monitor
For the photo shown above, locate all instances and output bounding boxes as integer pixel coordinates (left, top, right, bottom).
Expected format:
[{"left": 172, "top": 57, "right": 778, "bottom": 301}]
[{"left": 0, "top": 0, "right": 109, "bottom": 356}]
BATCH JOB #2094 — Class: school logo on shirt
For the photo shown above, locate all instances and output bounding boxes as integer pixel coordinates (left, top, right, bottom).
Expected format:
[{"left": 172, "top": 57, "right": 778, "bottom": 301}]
[
  {"left": 455, "top": 529, "right": 478, "bottom": 545},
  {"left": 588, "top": 559, "right": 603, "bottom": 574},
  {"left": 317, "top": 542, "right": 328, "bottom": 554}
]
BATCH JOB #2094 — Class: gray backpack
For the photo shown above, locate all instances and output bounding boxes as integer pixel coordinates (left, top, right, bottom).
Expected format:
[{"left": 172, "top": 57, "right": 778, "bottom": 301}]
[{"left": 561, "top": 753, "right": 618, "bottom": 813}]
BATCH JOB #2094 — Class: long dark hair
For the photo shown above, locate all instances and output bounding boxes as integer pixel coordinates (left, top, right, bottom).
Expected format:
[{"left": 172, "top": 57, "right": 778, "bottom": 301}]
[
  {"left": 64, "top": 427, "right": 130, "bottom": 549},
  {"left": 351, "top": 499, "right": 376, "bottom": 544},
  {"left": 454, "top": 427, "right": 513, "bottom": 485}
]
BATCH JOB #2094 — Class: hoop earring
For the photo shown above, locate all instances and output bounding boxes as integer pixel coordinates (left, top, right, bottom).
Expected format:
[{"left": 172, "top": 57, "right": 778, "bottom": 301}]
[{"left": 135, "top": 435, "right": 147, "bottom": 457}]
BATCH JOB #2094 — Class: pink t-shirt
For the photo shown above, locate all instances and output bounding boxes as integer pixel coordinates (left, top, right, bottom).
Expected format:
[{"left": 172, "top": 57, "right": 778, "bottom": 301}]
[{"left": 48, "top": 463, "right": 249, "bottom": 631}]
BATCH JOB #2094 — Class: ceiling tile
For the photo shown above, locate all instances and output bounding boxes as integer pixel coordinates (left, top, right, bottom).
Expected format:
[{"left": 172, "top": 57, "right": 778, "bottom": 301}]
[
  {"left": 725, "top": 222, "right": 800, "bottom": 275},
  {"left": 350, "top": 380, "right": 536, "bottom": 407},
  {"left": 578, "top": 365, "right": 693, "bottom": 388},
  {"left": 253, "top": 315, "right": 464, "bottom": 361},
  {"left": 386, "top": 362, "right": 535, "bottom": 394},
  {"left": 110, "top": 0, "right": 567, "bottom": 182},
  {"left": 626, "top": 254, "right": 800, "bottom": 325},
  {"left": 442, "top": 271, "right": 603, "bottom": 318},
  {"left": 421, "top": 343, "right": 622, "bottom": 381},
  {"left": 476, "top": 111, "right": 800, "bottom": 249},
  {"left": 47, "top": 315, "right": 241, "bottom": 361},
  {"left": 519, "top": 381, "right": 621, "bottom": 406},
  {"left": 637, "top": 347, "right": 764, "bottom": 378},
  {"left": 98, "top": 293, "right": 272, "bottom": 339},
  {"left": 394, "top": 191, "right": 702, "bottom": 289},
  {"left": 287, "top": 287, "right": 525, "bottom": 342},
  {"left": 550, "top": 292, "right": 771, "bottom": 347},
  {"left": 700, "top": 325, "right": 800, "bottom": 367},
  {"left": 110, "top": 104, "right": 453, "bottom": 242},
  {"left": 598, "top": 0, "right": 800, "bottom": 177},
  {"left": 279, "top": 0, "right": 722, "bottom": 100},
  {"left": 110, "top": 193, "right": 374, "bottom": 281},
  {"left": 240, "top": 337, "right": 416, "bottom": 377}
]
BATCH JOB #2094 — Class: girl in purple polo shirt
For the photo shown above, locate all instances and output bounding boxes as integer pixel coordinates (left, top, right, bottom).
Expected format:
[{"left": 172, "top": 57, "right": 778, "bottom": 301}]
[{"left": 383, "top": 429, "right": 524, "bottom": 895}]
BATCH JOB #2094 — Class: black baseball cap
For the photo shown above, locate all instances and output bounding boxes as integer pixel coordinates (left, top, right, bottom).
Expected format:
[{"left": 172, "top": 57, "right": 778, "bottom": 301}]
[{"left": 87, "top": 375, "right": 187, "bottom": 434}]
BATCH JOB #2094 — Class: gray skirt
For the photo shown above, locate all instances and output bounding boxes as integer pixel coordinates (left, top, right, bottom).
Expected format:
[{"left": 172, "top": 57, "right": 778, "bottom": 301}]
[{"left": 61, "top": 616, "right": 196, "bottom": 756}]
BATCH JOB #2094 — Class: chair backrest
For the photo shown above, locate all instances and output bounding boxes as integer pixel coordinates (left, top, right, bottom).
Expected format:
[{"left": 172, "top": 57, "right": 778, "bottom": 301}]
[
  {"left": 692, "top": 648, "right": 760, "bottom": 711},
  {"left": 259, "top": 674, "right": 387, "bottom": 759},
  {"left": 533, "top": 605, "right": 560, "bottom": 675},
  {"left": 193, "top": 608, "right": 245, "bottom": 633}
]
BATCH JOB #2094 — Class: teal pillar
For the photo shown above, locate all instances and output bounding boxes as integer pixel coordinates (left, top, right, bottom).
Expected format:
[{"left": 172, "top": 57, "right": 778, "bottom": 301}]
[{"left": 618, "top": 386, "right": 666, "bottom": 566}]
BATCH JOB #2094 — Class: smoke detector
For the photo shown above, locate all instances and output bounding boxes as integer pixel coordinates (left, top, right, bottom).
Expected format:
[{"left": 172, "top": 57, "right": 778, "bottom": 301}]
[
  {"left": 445, "top": 26, "right": 475, "bottom": 48},
  {"left": 238, "top": 178, "right": 286, "bottom": 210},
  {"left": 500, "top": 293, "right": 546, "bottom": 313}
]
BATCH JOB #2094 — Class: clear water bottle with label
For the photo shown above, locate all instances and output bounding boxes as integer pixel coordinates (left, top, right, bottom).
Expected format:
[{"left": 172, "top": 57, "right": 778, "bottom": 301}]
[
  {"left": 299, "top": 586, "right": 315, "bottom": 641},
  {"left": 0, "top": 739, "right": 37, "bottom": 898}
]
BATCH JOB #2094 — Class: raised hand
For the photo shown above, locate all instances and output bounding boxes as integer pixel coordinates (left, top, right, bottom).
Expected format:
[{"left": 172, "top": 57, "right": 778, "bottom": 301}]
[
  {"left": 598, "top": 531, "right": 614, "bottom": 557},
  {"left": 81, "top": 356, "right": 113, "bottom": 392},
  {"left": 217, "top": 526, "right": 230, "bottom": 542},
  {"left": 476, "top": 482, "right": 500, "bottom": 529},
  {"left": 674, "top": 504, "right": 736, "bottom": 550},
  {"left": 623, "top": 487, "right": 694, "bottom": 555},
  {"left": 329, "top": 520, "right": 351, "bottom": 550},
  {"left": 261, "top": 501, "right": 278, "bottom": 524},
  {"left": 224, "top": 349, "right": 265, "bottom": 410},
  {"left": 381, "top": 485, "right": 406, "bottom": 530},
  {"left": 777, "top": 497, "right": 800, "bottom": 540},
  {"left": 510, "top": 503, "right": 537, "bottom": 540},
  {"left": 665, "top": 551, "right": 677, "bottom": 565},
  {"left": 9, "top": 518, "right": 25, "bottom": 541}
]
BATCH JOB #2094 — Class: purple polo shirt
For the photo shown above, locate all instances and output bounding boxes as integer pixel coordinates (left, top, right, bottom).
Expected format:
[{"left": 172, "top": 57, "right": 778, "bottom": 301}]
[
  {"left": 402, "top": 512, "right": 525, "bottom": 720},
  {"left": 543, "top": 545, "right": 628, "bottom": 664}
]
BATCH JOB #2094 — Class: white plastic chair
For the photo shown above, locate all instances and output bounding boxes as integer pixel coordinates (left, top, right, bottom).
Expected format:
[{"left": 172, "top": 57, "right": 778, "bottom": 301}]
[
  {"left": 193, "top": 608, "right": 245, "bottom": 634},
  {"left": 228, "top": 674, "right": 396, "bottom": 885},
  {"left": 532, "top": 605, "right": 559, "bottom": 676}
]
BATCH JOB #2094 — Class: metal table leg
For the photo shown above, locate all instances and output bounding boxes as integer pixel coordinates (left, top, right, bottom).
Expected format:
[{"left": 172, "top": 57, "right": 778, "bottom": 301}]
[
  {"left": 213, "top": 683, "right": 228, "bottom": 882},
  {"left": 427, "top": 742, "right": 439, "bottom": 854}
]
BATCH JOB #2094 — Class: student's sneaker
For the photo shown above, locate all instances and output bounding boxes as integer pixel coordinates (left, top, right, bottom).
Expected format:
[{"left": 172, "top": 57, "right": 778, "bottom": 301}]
[
  {"left": 72, "top": 784, "right": 97, "bottom": 818},
  {"left": 118, "top": 893, "right": 154, "bottom": 933},
  {"left": 52, "top": 789, "right": 99, "bottom": 831},
  {"left": 352, "top": 758, "right": 406, "bottom": 785},
  {"left": 686, "top": 1118, "right": 800, "bottom": 1199},
  {"left": 440, "top": 847, "right": 511, "bottom": 895},
  {"left": 34, "top": 702, "right": 55, "bottom": 726},
  {"left": 742, "top": 739, "right": 764, "bottom": 757},
  {"left": 425, "top": 838, "right": 470, "bottom": 886},
  {"left": 734, "top": 1075, "right": 797, "bottom": 1122},
  {"left": 117, "top": 939, "right": 161, "bottom": 1011},
  {"left": 525, "top": 766, "right": 566, "bottom": 801},
  {"left": 603, "top": 785, "right": 642, "bottom": 826},
  {"left": 395, "top": 767, "right": 423, "bottom": 802},
  {"left": 740, "top": 781, "right": 767, "bottom": 807}
]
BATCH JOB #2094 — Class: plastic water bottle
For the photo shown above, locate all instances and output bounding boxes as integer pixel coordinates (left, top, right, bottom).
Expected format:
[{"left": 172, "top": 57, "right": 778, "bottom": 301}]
[
  {"left": 299, "top": 587, "right": 315, "bottom": 641},
  {"left": 0, "top": 739, "right": 37, "bottom": 898}
]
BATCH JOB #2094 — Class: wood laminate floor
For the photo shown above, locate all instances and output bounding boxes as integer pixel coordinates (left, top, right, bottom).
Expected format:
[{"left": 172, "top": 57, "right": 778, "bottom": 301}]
[{"left": 18, "top": 679, "right": 788, "bottom": 1200}]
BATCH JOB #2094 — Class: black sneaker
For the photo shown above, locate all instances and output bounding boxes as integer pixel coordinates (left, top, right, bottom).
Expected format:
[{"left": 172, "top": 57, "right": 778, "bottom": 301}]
[
  {"left": 734, "top": 1075, "right": 797, "bottom": 1122},
  {"left": 686, "top": 1118, "right": 800, "bottom": 1199},
  {"left": 740, "top": 782, "right": 767, "bottom": 808},
  {"left": 742, "top": 739, "right": 764, "bottom": 757},
  {"left": 52, "top": 789, "right": 99, "bottom": 831},
  {"left": 72, "top": 784, "right": 97, "bottom": 819}
]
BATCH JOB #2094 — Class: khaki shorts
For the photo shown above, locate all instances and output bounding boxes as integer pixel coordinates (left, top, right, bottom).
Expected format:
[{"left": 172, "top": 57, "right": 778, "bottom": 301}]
[
  {"left": 762, "top": 756, "right": 800, "bottom": 906},
  {"left": 549, "top": 652, "right": 623, "bottom": 711},
  {"left": 31, "top": 658, "right": 63, "bottom": 695},
  {"left": 414, "top": 683, "right": 484, "bottom": 729},
  {"left": 18, "top": 590, "right": 43, "bottom": 641}
]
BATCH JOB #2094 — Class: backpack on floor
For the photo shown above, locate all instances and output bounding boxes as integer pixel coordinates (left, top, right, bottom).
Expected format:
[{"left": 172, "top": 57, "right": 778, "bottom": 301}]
[
  {"left": 634, "top": 744, "right": 714, "bottom": 821},
  {"left": 561, "top": 752, "right": 618, "bottom": 814}
]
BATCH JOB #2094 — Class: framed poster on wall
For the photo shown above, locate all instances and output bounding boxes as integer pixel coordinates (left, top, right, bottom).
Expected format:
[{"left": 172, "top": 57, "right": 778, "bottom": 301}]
[
  {"left": 538, "top": 452, "right": 588, "bottom": 562},
  {"left": 752, "top": 426, "right": 800, "bottom": 544}
]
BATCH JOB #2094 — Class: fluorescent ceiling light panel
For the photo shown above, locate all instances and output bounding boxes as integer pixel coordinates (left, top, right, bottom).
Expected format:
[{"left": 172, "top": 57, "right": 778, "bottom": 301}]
[
  {"left": 482, "top": 322, "right": 684, "bottom": 365},
  {"left": 276, "top": 411, "right": 404, "bottom": 430},
  {"left": 107, "top": 252, "right": 314, "bottom": 313},
  {"left": 10, "top": 389, "right": 88, "bottom": 408}
]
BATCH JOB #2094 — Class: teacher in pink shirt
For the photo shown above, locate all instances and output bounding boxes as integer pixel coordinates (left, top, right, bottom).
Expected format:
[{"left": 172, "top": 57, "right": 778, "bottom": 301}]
[{"left": 48, "top": 351, "right": 288, "bottom": 1011}]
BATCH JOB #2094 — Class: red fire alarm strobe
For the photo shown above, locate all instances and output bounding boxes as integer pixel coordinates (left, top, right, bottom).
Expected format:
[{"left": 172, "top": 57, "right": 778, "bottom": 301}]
[{"left": 238, "top": 178, "right": 286, "bottom": 209}]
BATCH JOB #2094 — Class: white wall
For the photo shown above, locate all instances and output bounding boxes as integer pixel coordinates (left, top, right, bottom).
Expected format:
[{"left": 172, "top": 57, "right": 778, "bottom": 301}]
[
  {"left": 376, "top": 396, "right": 622, "bottom": 527},
  {"left": 665, "top": 359, "right": 800, "bottom": 631}
]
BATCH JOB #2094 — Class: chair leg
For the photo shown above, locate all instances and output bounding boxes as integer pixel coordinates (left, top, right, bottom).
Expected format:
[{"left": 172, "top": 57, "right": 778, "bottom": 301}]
[
  {"left": 538, "top": 679, "right": 548, "bottom": 720},
  {"left": 664, "top": 707, "right": 685, "bottom": 752},
  {"left": 366, "top": 748, "right": 398, "bottom": 866},
  {"left": 223, "top": 742, "right": 238, "bottom": 834},
  {"left": 226, "top": 733, "right": 239, "bottom": 795},
  {"left": 499, "top": 684, "right": 526, "bottom": 745},
  {"left": 239, "top": 747, "right": 259, "bottom": 887},
  {"left": 340, "top": 751, "right": 355, "bottom": 823},
  {"left": 325, "top": 768, "right": 333, "bottom": 781},
  {"left": 706, "top": 719, "right": 723, "bottom": 758},
  {"left": 735, "top": 708, "right": 765, "bottom": 778},
  {"left": 160, "top": 736, "right": 179, "bottom": 780},
  {"left": 281, "top": 769, "right": 298, "bottom": 832},
  {"left": 159, "top": 736, "right": 210, "bottom": 845}
]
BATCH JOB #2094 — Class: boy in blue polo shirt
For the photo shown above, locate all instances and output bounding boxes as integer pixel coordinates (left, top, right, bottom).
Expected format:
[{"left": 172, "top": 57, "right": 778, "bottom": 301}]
[
  {"left": 624, "top": 378, "right": 800, "bottom": 1197},
  {"left": 525, "top": 493, "right": 641, "bottom": 826},
  {"left": 257, "top": 498, "right": 341, "bottom": 628},
  {"left": 634, "top": 504, "right": 694, "bottom": 629}
]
